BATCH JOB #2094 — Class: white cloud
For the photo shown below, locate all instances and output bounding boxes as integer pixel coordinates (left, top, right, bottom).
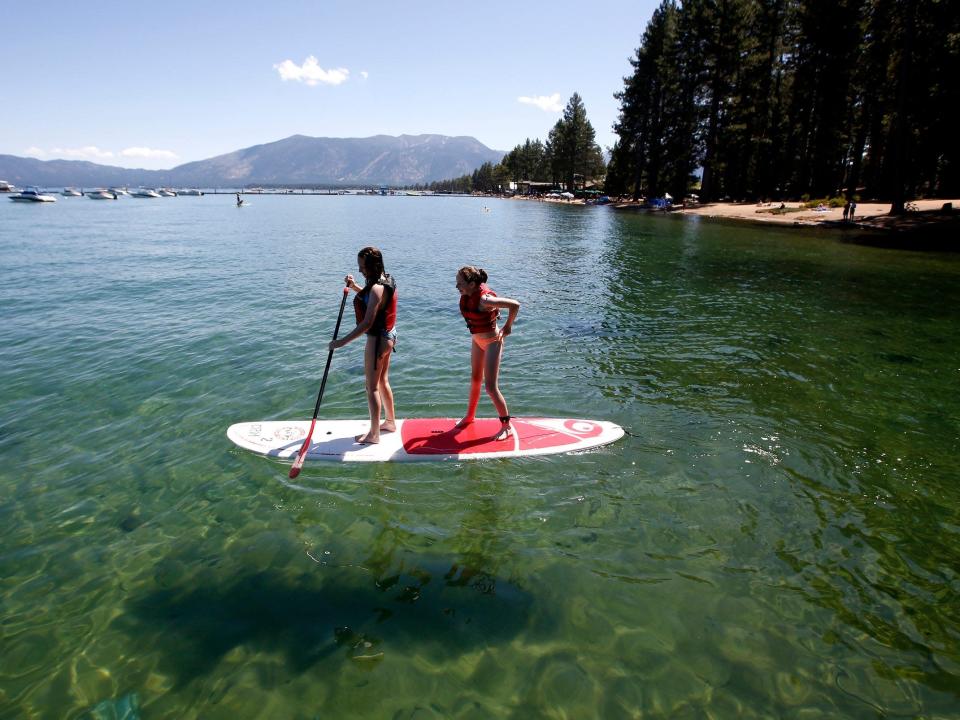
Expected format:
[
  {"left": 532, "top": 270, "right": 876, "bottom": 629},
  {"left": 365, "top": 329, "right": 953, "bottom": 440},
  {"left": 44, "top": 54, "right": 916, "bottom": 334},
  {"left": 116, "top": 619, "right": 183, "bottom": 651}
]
[
  {"left": 24, "top": 146, "right": 46, "bottom": 158},
  {"left": 274, "top": 56, "right": 349, "bottom": 86},
  {"left": 51, "top": 145, "right": 115, "bottom": 160},
  {"left": 360, "top": 71, "right": 369, "bottom": 80},
  {"left": 518, "top": 93, "right": 563, "bottom": 112},
  {"left": 121, "top": 147, "right": 179, "bottom": 161}
]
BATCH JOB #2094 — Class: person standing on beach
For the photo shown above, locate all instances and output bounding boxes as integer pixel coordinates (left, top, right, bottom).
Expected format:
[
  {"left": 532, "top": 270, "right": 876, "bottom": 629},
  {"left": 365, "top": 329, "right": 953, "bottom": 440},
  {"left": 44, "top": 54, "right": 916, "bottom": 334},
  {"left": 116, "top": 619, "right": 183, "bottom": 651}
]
[
  {"left": 329, "top": 247, "right": 398, "bottom": 444},
  {"left": 849, "top": 201, "right": 857, "bottom": 220},
  {"left": 843, "top": 201, "right": 851, "bottom": 221},
  {"left": 455, "top": 266, "right": 520, "bottom": 441}
]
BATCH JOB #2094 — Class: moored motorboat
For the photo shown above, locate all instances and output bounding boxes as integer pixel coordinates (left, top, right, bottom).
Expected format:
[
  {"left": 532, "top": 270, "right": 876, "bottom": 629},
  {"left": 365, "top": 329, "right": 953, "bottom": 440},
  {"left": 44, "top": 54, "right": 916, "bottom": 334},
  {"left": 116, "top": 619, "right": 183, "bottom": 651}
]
[
  {"left": 131, "top": 188, "right": 161, "bottom": 198},
  {"left": 87, "top": 189, "right": 118, "bottom": 200},
  {"left": 109, "top": 187, "right": 130, "bottom": 196},
  {"left": 0, "top": 180, "right": 16, "bottom": 192},
  {"left": 157, "top": 188, "right": 177, "bottom": 197},
  {"left": 179, "top": 188, "right": 204, "bottom": 196},
  {"left": 62, "top": 187, "right": 82, "bottom": 197},
  {"left": 9, "top": 187, "right": 56, "bottom": 202}
]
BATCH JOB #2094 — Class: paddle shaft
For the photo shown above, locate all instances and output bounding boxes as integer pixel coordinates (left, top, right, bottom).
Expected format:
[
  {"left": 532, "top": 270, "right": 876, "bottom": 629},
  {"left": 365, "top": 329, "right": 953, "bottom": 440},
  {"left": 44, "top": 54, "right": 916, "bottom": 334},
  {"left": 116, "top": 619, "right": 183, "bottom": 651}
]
[
  {"left": 289, "top": 286, "right": 350, "bottom": 478},
  {"left": 311, "top": 289, "right": 350, "bottom": 417}
]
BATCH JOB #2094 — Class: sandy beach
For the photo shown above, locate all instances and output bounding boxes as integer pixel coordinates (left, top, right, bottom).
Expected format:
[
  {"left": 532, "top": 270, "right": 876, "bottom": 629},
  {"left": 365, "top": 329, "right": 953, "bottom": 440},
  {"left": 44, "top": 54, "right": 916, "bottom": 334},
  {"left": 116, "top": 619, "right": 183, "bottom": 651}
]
[
  {"left": 667, "top": 198, "right": 958, "bottom": 228},
  {"left": 525, "top": 195, "right": 958, "bottom": 241}
]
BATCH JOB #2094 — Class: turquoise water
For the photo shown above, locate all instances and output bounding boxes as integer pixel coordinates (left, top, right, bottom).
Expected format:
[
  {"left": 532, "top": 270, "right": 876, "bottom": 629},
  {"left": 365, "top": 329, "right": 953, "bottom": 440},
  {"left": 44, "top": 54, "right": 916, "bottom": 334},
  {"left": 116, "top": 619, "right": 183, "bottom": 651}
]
[{"left": 2, "top": 194, "right": 959, "bottom": 718}]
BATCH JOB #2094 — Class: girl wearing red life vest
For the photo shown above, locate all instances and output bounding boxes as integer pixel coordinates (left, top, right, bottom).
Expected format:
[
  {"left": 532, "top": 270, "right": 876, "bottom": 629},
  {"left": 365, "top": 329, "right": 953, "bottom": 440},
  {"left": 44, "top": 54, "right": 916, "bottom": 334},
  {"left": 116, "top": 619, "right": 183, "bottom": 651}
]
[
  {"left": 455, "top": 265, "right": 520, "bottom": 440},
  {"left": 329, "top": 246, "right": 398, "bottom": 444}
]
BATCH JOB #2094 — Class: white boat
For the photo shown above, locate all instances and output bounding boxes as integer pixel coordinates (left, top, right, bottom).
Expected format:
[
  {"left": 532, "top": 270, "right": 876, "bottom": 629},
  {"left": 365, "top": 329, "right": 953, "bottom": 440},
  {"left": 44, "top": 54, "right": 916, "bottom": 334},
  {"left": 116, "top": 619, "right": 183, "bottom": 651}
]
[
  {"left": 131, "top": 188, "right": 161, "bottom": 198},
  {"left": 62, "top": 187, "right": 82, "bottom": 197},
  {"left": 87, "top": 189, "right": 118, "bottom": 200},
  {"left": 0, "top": 180, "right": 15, "bottom": 193},
  {"left": 9, "top": 187, "right": 56, "bottom": 202},
  {"left": 157, "top": 188, "right": 177, "bottom": 197},
  {"left": 179, "top": 188, "right": 204, "bottom": 196},
  {"left": 109, "top": 187, "right": 130, "bottom": 196}
]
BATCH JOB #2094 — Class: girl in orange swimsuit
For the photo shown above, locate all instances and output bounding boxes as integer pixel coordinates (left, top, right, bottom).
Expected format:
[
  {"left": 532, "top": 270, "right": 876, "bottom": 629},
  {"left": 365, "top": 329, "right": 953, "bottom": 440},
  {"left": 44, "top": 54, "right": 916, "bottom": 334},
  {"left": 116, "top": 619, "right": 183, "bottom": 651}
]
[{"left": 455, "top": 266, "right": 520, "bottom": 440}]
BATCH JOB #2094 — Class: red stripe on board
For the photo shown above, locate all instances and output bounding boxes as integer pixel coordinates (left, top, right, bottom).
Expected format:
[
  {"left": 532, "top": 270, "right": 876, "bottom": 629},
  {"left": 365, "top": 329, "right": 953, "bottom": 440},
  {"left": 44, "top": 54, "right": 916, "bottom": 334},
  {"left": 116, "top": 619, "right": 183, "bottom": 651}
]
[{"left": 401, "top": 418, "right": 595, "bottom": 455}]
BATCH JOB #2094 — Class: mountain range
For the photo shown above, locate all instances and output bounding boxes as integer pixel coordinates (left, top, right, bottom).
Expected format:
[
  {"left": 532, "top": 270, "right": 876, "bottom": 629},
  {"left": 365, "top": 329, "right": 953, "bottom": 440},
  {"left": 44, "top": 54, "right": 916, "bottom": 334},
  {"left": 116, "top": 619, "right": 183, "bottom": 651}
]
[{"left": 0, "top": 134, "right": 506, "bottom": 188}]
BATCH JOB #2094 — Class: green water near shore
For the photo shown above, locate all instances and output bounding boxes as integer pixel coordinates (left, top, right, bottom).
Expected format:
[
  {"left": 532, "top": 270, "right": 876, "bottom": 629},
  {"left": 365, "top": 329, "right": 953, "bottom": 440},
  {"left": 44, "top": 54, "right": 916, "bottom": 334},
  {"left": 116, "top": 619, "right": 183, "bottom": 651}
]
[{"left": 1, "top": 195, "right": 959, "bottom": 718}]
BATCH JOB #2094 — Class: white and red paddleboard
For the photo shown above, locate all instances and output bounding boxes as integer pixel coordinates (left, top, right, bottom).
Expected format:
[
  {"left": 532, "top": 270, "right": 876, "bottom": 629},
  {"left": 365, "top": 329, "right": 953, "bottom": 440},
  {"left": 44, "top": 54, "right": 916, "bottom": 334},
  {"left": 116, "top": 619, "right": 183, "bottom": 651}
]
[{"left": 227, "top": 417, "right": 624, "bottom": 464}]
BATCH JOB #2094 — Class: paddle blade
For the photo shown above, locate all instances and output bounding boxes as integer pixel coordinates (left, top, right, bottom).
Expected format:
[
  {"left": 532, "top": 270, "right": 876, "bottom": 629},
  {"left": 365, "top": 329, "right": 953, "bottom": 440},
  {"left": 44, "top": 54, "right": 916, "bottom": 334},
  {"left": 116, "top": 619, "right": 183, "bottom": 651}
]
[
  {"left": 288, "top": 452, "right": 306, "bottom": 479},
  {"left": 288, "top": 419, "right": 317, "bottom": 478}
]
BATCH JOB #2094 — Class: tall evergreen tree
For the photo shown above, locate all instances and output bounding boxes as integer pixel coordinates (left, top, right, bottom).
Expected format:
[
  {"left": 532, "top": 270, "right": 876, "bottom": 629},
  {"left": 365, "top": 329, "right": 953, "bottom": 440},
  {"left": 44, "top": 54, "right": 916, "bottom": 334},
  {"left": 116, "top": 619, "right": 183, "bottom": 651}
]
[
  {"left": 431, "top": 0, "right": 956, "bottom": 207},
  {"left": 870, "top": 0, "right": 957, "bottom": 211},
  {"left": 685, "top": 0, "right": 752, "bottom": 200},
  {"left": 929, "top": 0, "right": 960, "bottom": 197},
  {"left": 503, "top": 138, "right": 549, "bottom": 182},
  {"left": 549, "top": 93, "right": 606, "bottom": 191},
  {"left": 610, "top": 1, "right": 677, "bottom": 199},
  {"left": 782, "top": 0, "right": 863, "bottom": 198}
]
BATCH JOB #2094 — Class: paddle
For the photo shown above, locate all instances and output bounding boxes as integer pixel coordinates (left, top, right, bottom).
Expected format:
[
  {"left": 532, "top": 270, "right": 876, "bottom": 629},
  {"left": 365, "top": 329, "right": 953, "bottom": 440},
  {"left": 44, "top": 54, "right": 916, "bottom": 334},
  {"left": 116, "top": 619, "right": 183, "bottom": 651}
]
[{"left": 289, "top": 285, "right": 351, "bottom": 478}]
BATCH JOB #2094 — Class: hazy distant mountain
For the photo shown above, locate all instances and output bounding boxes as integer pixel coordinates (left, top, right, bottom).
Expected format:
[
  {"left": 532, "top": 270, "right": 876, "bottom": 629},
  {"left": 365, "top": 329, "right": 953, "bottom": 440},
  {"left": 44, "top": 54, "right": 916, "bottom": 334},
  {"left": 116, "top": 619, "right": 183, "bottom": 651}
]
[
  {"left": 0, "top": 134, "right": 506, "bottom": 188},
  {"left": 0, "top": 155, "right": 165, "bottom": 188}
]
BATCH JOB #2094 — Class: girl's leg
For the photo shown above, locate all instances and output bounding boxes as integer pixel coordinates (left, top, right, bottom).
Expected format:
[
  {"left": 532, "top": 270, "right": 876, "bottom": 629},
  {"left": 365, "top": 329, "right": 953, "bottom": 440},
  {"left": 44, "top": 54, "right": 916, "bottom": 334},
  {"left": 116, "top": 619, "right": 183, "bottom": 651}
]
[
  {"left": 377, "top": 340, "right": 396, "bottom": 432},
  {"left": 456, "top": 340, "right": 485, "bottom": 428},
  {"left": 483, "top": 340, "right": 512, "bottom": 440},
  {"left": 357, "top": 336, "right": 382, "bottom": 444}
]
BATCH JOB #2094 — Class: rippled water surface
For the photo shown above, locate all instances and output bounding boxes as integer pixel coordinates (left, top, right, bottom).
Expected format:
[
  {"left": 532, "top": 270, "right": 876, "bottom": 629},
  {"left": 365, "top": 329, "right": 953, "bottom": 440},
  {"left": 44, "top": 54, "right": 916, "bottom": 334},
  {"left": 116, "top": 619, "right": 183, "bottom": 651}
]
[{"left": 2, "top": 194, "right": 959, "bottom": 718}]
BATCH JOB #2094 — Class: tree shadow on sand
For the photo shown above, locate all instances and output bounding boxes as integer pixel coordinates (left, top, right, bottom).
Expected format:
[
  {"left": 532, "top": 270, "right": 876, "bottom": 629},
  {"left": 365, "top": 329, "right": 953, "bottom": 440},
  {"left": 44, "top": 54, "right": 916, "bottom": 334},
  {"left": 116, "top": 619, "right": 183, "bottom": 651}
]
[{"left": 116, "top": 557, "right": 534, "bottom": 687}]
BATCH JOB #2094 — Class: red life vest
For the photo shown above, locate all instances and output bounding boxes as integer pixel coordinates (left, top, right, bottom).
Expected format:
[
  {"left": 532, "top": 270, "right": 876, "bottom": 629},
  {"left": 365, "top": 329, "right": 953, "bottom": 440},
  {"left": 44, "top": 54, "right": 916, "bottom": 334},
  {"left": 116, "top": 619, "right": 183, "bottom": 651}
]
[
  {"left": 460, "top": 283, "right": 499, "bottom": 333},
  {"left": 354, "top": 274, "right": 397, "bottom": 334}
]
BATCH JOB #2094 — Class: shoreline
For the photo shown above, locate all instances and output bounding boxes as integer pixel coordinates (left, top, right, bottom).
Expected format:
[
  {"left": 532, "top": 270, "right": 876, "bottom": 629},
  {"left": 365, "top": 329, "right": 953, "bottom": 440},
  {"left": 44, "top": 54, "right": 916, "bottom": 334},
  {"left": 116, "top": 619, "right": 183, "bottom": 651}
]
[{"left": 523, "top": 195, "right": 959, "bottom": 248}]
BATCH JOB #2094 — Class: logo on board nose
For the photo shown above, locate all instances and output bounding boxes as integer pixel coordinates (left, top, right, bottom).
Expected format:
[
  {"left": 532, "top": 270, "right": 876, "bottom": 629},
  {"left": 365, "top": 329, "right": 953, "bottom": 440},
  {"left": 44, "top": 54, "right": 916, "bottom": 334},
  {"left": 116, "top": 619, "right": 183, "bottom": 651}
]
[
  {"left": 563, "top": 420, "right": 601, "bottom": 437},
  {"left": 275, "top": 426, "right": 306, "bottom": 441}
]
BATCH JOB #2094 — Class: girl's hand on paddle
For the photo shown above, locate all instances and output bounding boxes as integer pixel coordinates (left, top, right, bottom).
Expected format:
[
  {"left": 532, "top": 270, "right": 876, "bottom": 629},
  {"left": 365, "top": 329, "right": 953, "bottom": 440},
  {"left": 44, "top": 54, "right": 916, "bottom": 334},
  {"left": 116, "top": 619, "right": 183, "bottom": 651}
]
[{"left": 344, "top": 274, "right": 360, "bottom": 291}]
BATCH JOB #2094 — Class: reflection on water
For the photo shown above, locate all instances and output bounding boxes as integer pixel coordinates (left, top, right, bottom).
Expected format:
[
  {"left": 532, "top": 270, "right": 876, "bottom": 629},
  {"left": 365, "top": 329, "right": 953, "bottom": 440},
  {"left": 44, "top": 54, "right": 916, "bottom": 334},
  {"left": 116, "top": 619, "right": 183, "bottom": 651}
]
[
  {"left": 1, "top": 197, "right": 959, "bottom": 717},
  {"left": 594, "top": 212, "right": 960, "bottom": 714}
]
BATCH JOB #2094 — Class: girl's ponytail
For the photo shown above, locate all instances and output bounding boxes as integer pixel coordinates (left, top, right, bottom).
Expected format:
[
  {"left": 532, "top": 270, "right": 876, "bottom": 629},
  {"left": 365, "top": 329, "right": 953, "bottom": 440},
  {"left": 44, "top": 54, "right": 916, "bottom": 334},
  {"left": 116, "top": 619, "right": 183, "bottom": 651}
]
[{"left": 458, "top": 265, "right": 487, "bottom": 284}]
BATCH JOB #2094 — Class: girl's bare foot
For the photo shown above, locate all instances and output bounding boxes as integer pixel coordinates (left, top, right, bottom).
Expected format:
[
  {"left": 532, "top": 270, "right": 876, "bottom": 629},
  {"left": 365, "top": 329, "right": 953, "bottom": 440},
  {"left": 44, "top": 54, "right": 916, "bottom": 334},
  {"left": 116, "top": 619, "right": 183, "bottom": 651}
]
[
  {"left": 380, "top": 420, "right": 396, "bottom": 433},
  {"left": 355, "top": 432, "right": 380, "bottom": 444},
  {"left": 454, "top": 417, "right": 475, "bottom": 429},
  {"left": 493, "top": 422, "right": 513, "bottom": 441}
]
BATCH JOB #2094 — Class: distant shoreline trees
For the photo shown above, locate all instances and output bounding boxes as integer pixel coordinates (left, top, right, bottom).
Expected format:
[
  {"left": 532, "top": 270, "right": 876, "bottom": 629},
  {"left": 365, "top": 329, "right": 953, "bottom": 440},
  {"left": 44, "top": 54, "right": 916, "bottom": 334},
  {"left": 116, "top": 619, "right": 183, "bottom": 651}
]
[
  {"left": 429, "top": 1, "right": 957, "bottom": 210},
  {"left": 425, "top": 94, "right": 606, "bottom": 194},
  {"left": 608, "top": 0, "right": 959, "bottom": 212}
]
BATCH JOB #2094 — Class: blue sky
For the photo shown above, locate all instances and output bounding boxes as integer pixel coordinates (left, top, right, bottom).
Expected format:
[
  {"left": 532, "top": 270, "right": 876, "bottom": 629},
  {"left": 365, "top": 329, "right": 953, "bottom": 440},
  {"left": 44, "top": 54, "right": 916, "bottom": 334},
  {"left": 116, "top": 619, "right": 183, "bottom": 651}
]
[{"left": 2, "top": 1, "right": 658, "bottom": 170}]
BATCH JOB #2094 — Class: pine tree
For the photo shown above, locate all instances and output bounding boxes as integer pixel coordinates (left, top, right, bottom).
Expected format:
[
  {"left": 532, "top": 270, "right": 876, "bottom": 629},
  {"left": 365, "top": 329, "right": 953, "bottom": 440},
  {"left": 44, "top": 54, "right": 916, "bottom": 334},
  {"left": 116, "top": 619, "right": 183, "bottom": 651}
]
[
  {"left": 549, "top": 93, "right": 606, "bottom": 191},
  {"left": 610, "top": 1, "right": 677, "bottom": 199}
]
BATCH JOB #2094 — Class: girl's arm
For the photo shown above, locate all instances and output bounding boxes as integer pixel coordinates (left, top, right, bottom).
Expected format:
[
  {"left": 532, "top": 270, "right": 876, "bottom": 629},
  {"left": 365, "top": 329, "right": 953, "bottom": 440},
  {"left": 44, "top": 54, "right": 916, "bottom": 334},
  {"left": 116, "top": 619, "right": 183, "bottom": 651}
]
[
  {"left": 480, "top": 295, "right": 520, "bottom": 337},
  {"left": 330, "top": 284, "right": 384, "bottom": 349},
  {"left": 344, "top": 274, "right": 363, "bottom": 293}
]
